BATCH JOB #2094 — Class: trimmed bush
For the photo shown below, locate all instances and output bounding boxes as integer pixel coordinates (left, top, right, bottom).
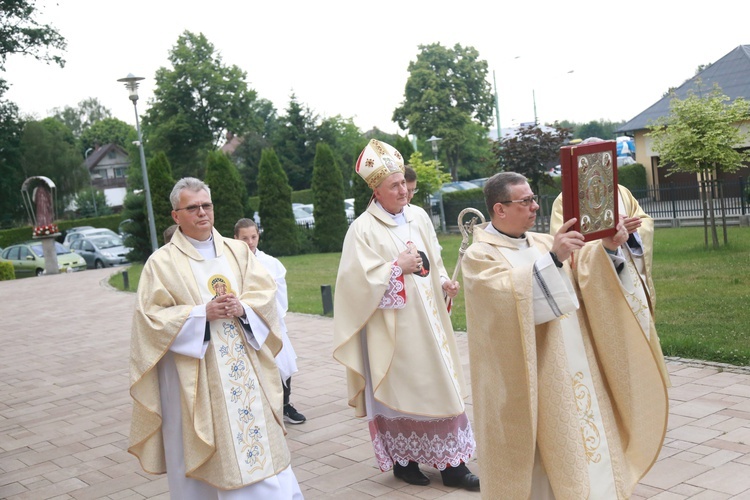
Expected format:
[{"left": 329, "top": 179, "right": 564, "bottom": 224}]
[
  {"left": 0, "top": 260, "right": 15, "bottom": 281},
  {"left": 311, "top": 143, "right": 348, "bottom": 253},
  {"left": 618, "top": 163, "right": 647, "bottom": 190},
  {"left": 257, "top": 148, "right": 300, "bottom": 256}
]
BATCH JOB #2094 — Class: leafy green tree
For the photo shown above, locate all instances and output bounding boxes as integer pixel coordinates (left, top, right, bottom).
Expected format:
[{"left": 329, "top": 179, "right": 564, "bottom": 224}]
[
  {"left": 0, "top": 0, "right": 66, "bottom": 70},
  {"left": 0, "top": 0, "right": 66, "bottom": 227},
  {"left": 72, "top": 187, "right": 111, "bottom": 218},
  {"left": 19, "top": 117, "right": 87, "bottom": 214},
  {"left": 143, "top": 31, "right": 261, "bottom": 179},
  {"left": 273, "top": 94, "right": 318, "bottom": 190},
  {"left": 80, "top": 117, "right": 136, "bottom": 153},
  {"left": 0, "top": 82, "right": 25, "bottom": 228},
  {"left": 204, "top": 151, "right": 246, "bottom": 237},
  {"left": 408, "top": 151, "right": 452, "bottom": 210},
  {"left": 393, "top": 43, "right": 495, "bottom": 180},
  {"left": 648, "top": 84, "right": 750, "bottom": 248},
  {"left": 311, "top": 142, "right": 348, "bottom": 252},
  {"left": 146, "top": 152, "right": 176, "bottom": 241},
  {"left": 315, "top": 115, "right": 366, "bottom": 196},
  {"left": 231, "top": 98, "right": 279, "bottom": 196},
  {"left": 493, "top": 124, "right": 570, "bottom": 231},
  {"left": 257, "top": 148, "right": 299, "bottom": 255},
  {"left": 52, "top": 97, "right": 111, "bottom": 138}
]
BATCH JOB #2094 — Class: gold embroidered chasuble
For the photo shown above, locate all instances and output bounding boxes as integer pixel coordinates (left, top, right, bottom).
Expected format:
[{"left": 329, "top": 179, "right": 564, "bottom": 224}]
[
  {"left": 333, "top": 203, "right": 474, "bottom": 469},
  {"left": 462, "top": 226, "right": 668, "bottom": 499},
  {"left": 551, "top": 185, "right": 670, "bottom": 386},
  {"left": 128, "top": 228, "right": 290, "bottom": 489}
]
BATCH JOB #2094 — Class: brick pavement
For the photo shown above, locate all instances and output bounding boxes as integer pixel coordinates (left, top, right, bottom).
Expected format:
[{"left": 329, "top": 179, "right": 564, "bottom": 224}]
[{"left": 1, "top": 268, "right": 749, "bottom": 499}]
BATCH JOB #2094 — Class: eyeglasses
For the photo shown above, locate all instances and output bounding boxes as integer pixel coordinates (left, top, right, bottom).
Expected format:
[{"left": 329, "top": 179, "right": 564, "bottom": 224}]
[
  {"left": 407, "top": 188, "right": 419, "bottom": 195},
  {"left": 498, "top": 195, "right": 538, "bottom": 207},
  {"left": 174, "top": 203, "right": 214, "bottom": 214}
]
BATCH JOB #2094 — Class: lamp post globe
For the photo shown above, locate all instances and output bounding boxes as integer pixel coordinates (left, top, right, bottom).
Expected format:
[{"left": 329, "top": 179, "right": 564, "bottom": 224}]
[
  {"left": 426, "top": 135, "right": 442, "bottom": 162},
  {"left": 117, "top": 73, "right": 158, "bottom": 253}
]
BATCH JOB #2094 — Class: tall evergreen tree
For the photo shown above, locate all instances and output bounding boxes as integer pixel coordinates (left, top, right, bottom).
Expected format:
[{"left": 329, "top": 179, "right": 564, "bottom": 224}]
[
  {"left": 273, "top": 94, "right": 317, "bottom": 191},
  {"left": 205, "top": 151, "right": 246, "bottom": 237},
  {"left": 257, "top": 148, "right": 299, "bottom": 255},
  {"left": 147, "top": 152, "right": 176, "bottom": 240},
  {"left": 311, "top": 142, "right": 348, "bottom": 252},
  {"left": 351, "top": 169, "right": 371, "bottom": 217}
]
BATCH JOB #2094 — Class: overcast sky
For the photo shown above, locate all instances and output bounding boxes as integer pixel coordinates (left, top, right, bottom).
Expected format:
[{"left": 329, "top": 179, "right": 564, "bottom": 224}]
[{"left": 4, "top": 0, "right": 748, "bottom": 137}]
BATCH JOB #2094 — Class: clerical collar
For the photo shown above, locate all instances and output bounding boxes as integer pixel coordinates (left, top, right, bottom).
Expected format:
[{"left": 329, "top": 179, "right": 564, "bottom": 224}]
[
  {"left": 184, "top": 232, "right": 216, "bottom": 259},
  {"left": 485, "top": 223, "right": 526, "bottom": 240},
  {"left": 375, "top": 201, "right": 406, "bottom": 225}
]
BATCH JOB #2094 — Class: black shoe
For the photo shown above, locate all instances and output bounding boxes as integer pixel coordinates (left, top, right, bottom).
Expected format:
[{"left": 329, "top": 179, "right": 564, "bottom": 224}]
[
  {"left": 283, "top": 403, "right": 306, "bottom": 424},
  {"left": 441, "top": 464, "right": 480, "bottom": 491},
  {"left": 393, "top": 461, "right": 430, "bottom": 486}
]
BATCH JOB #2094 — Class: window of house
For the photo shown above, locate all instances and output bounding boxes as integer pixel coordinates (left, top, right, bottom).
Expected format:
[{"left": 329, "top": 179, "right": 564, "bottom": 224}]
[{"left": 114, "top": 167, "right": 126, "bottom": 178}]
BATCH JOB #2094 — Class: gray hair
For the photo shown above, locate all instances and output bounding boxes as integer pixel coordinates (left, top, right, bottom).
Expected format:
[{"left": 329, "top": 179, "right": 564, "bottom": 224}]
[
  {"left": 483, "top": 172, "right": 528, "bottom": 216},
  {"left": 169, "top": 177, "right": 211, "bottom": 210}
]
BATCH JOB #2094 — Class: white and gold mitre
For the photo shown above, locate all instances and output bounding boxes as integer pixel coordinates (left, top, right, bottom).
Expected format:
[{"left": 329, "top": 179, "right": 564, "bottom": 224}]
[{"left": 355, "top": 139, "right": 405, "bottom": 189}]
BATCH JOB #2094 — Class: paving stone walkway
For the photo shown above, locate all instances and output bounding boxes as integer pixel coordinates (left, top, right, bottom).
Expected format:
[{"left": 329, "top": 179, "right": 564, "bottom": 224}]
[{"left": 1, "top": 268, "right": 749, "bottom": 499}]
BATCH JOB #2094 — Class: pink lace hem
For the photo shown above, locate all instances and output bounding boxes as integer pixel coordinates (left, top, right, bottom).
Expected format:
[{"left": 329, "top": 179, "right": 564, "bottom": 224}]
[
  {"left": 378, "top": 263, "right": 406, "bottom": 309},
  {"left": 369, "top": 413, "right": 475, "bottom": 471}
]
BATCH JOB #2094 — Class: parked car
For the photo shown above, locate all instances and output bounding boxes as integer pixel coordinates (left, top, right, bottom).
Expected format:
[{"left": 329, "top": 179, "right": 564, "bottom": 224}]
[
  {"left": 70, "top": 235, "right": 131, "bottom": 269},
  {"left": 0, "top": 241, "right": 86, "bottom": 277},
  {"left": 298, "top": 204, "right": 314, "bottom": 215},
  {"left": 431, "top": 181, "right": 480, "bottom": 209},
  {"left": 294, "top": 207, "right": 315, "bottom": 226},
  {"left": 62, "top": 227, "right": 119, "bottom": 248},
  {"left": 468, "top": 177, "right": 489, "bottom": 188},
  {"left": 548, "top": 165, "right": 562, "bottom": 177},
  {"left": 344, "top": 198, "right": 355, "bottom": 219}
]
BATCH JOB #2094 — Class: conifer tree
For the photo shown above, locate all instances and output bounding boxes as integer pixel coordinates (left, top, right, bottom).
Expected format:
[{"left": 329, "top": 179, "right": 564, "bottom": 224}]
[
  {"left": 257, "top": 148, "right": 299, "bottom": 255},
  {"left": 120, "top": 191, "right": 149, "bottom": 262},
  {"left": 351, "top": 169, "right": 372, "bottom": 217},
  {"left": 311, "top": 142, "right": 348, "bottom": 252},
  {"left": 147, "top": 152, "right": 176, "bottom": 240},
  {"left": 204, "top": 150, "right": 246, "bottom": 237}
]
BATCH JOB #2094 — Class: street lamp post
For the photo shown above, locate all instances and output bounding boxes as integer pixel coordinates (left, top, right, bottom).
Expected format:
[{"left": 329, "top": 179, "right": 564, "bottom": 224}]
[
  {"left": 426, "top": 135, "right": 442, "bottom": 162},
  {"left": 117, "top": 73, "right": 158, "bottom": 253},
  {"left": 426, "top": 135, "right": 447, "bottom": 232}
]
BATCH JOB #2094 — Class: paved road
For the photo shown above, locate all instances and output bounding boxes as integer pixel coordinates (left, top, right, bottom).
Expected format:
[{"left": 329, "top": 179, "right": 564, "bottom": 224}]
[{"left": 1, "top": 268, "right": 750, "bottom": 499}]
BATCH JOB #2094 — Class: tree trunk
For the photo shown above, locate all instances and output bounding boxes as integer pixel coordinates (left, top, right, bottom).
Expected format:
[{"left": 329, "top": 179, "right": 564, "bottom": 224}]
[
  {"left": 705, "top": 171, "right": 719, "bottom": 249},
  {"left": 719, "top": 179, "right": 728, "bottom": 245},
  {"left": 700, "top": 171, "right": 708, "bottom": 249}
]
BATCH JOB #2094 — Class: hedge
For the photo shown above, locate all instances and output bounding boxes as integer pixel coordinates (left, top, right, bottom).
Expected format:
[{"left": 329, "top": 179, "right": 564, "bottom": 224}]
[{"left": 0, "top": 214, "right": 124, "bottom": 248}]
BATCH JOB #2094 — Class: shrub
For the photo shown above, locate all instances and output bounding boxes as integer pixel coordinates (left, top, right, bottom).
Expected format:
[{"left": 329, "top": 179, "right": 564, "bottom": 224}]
[
  {"left": 0, "top": 260, "right": 15, "bottom": 281},
  {"left": 618, "top": 163, "right": 647, "bottom": 190},
  {"left": 257, "top": 148, "right": 300, "bottom": 256}
]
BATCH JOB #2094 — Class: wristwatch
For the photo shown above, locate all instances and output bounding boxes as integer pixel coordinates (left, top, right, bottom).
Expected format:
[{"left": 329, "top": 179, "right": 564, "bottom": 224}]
[{"left": 549, "top": 251, "right": 563, "bottom": 268}]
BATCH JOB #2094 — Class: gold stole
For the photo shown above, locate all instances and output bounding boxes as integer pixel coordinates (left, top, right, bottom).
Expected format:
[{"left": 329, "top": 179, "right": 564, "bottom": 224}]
[{"left": 189, "top": 255, "right": 276, "bottom": 484}]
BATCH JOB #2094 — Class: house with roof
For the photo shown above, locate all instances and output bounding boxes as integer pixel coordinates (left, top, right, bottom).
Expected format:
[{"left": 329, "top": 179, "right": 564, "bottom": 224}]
[
  {"left": 618, "top": 45, "right": 750, "bottom": 191},
  {"left": 84, "top": 143, "right": 129, "bottom": 209}
]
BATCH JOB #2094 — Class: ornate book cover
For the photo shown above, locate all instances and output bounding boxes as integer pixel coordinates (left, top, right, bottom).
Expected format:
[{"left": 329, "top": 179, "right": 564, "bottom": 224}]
[{"left": 560, "top": 140, "right": 619, "bottom": 242}]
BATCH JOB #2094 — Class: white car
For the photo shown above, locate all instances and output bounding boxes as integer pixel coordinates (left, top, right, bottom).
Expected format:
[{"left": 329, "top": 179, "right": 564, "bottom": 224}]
[
  {"left": 62, "top": 227, "right": 119, "bottom": 248},
  {"left": 294, "top": 207, "right": 314, "bottom": 226},
  {"left": 344, "top": 198, "right": 355, "bottom": 219}
]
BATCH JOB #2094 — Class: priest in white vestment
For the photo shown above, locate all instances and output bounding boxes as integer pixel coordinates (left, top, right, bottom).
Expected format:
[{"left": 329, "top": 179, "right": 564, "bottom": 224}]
[
  {"left": 462, "top": 172, "right": 669, "bottom": 499},
  {"left": 129, "top": 177, "right": 303, "bottom": 499},
  {"left": 333, "top": 139, "right": 479, "bottom": 490}
]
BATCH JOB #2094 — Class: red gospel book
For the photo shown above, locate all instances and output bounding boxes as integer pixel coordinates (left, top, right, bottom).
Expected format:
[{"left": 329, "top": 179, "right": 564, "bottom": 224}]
[{"left": 560, "top": 140, "right": 619, "bottom": 242}]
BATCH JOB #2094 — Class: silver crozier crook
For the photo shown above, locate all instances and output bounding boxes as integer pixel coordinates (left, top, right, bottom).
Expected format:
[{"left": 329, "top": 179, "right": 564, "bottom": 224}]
[{"left": 447, "top": 208, "right": 485, "bottom": 304}]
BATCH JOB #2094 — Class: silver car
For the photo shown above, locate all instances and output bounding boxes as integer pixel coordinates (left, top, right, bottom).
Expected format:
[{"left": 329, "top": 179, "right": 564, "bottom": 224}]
[{"left": 70, "top": 235, "right": 131, "bottom": 269}]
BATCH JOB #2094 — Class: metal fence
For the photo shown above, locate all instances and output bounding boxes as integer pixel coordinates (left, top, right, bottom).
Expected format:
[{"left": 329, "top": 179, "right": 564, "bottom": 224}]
[{"left": 437, "top": 178, "right": 749, "bottom": 232}]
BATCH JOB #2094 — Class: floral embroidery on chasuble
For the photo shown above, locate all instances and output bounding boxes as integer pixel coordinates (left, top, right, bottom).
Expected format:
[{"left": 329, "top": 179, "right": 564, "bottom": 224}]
[
  {"left": 189, "top": 256, "right": 277, "bottom": 484},
  {"left": 501, "top": 240, "right": 619, "bottom": 497}
]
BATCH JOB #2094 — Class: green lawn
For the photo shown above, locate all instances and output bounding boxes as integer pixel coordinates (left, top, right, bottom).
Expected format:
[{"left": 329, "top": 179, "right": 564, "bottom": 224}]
[{"left": 110, "top": 226, "right": 750, "bottom": 366}]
